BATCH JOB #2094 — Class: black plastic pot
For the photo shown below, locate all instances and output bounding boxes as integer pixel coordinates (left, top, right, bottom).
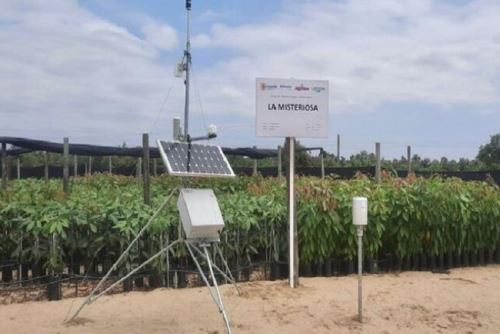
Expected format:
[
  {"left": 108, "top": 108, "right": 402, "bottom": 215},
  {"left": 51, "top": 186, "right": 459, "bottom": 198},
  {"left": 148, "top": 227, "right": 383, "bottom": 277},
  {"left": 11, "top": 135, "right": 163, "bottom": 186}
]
[
  {"left": 47, "top": 275, "right": 62, "bottom": 301},
  {"left": 394, "top": 257, "right": 403, "bottom": 272},
  {"left": 420, "top": 254, "right": 428, "bottom": 270},
  {"left": 177, "top": 270, "right": 188, "bottom": 288},
  {"left": 487, "top": 249, "right": 494, "bottom": 264},
  {"left": 300, "top": 262, "right": 313, "bottom": 277},
  {"left": 478, "top": 249, "right": 485, "bottom": 266},
  {"left": 270, "top": 262, "right": 280, "bottom": 281},
  {"left": 314, "top": 262, "right": 324, "bottom": 277},
  {"left": 164, "top": 271, "right": 175, "bottom": 288},
  {"left": 367, "top": 258, "right": 378, "bottom": 273},
  {"left": 496, "top": 248, "right": 500, "bottom": 264},
  {"left": 446, "top": 253, "right": 453, "bottom": 269},
  {"left": 324, "top": 259, "right": 332, "bottom": 277},
  {"left": 332, "top": 259, "right": 341, "bottom": 276},
  {"left": 463, "top": 252, "right": 470, "bottom": 267},
  {"left": 134, "top": 276, "right": 144, "bottom": 288},
  {"left": 411, "top": 255, "right": 419, "bottom": 271},
  {"left": 454, "top": 253, "right": 462, "bottom": 268},
  {"left": 470, "top": 252, "right": 478, "bottom": 266},
  {"left": 430, "top": 255, "right": 437, "bottom": 269},
  {"left": 402, "top": 257, "right": 411, "bottom": 271},
  {"left": 345, "top": 259, "right": 354, "bottom": 275},
  {"left": 123, "top": 278, "right": 133, "bottom": 292},
  {"left": 438, "top": 254, "right": 445, "bottom": 269},
  {"left": 148, "top": 272, "right": 162, "bottom": 289},
  {"left": 279, "top": 262, "right": 289, "bottom": 279},
  {"left": 1, "top": 266, "right": 13, "bottom": 282}
]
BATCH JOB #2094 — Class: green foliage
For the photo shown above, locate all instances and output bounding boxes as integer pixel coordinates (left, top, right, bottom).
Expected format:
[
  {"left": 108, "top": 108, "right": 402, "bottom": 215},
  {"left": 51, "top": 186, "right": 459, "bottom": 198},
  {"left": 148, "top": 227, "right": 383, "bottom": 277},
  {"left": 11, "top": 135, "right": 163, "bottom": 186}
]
[
  {"left": 477, "top": 133, "right": 500, "bottom": 168},
  {"left": 0, "top": 174, "right": 499, "bottom": 274}
]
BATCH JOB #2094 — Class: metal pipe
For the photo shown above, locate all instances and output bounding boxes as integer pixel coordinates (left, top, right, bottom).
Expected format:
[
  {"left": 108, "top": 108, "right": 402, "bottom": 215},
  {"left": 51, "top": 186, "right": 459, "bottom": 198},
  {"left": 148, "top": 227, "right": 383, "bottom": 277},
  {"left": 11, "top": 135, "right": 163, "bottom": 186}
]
[
  {"left": 357, "top": 226, "right": 363, "bottom": 322},
  {"left": 183, "top": 1, "right": 192, "bottom": 138}
]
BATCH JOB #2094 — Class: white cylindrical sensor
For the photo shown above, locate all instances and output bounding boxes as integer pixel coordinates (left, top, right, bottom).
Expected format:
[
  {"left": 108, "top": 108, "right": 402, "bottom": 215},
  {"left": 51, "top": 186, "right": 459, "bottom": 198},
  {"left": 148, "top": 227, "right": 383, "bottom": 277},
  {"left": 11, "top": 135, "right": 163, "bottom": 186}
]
[{"left": 352, "top": 197, "right": 368, "bottom": 226}]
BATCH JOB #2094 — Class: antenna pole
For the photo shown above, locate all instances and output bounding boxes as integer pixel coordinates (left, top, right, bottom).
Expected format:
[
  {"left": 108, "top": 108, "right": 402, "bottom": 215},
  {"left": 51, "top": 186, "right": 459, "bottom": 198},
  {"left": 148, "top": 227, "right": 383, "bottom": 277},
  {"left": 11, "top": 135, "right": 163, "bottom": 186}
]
[{"left": 183, "top": 0, "right": 192, "bottom": 139}]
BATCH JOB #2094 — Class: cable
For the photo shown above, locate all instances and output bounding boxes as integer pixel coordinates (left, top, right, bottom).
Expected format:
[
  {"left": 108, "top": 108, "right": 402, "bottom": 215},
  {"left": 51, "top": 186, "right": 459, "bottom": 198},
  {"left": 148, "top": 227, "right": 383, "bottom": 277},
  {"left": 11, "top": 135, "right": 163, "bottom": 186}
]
[{"left": 149, "top": 76, "right": 176, "bottom": 134}]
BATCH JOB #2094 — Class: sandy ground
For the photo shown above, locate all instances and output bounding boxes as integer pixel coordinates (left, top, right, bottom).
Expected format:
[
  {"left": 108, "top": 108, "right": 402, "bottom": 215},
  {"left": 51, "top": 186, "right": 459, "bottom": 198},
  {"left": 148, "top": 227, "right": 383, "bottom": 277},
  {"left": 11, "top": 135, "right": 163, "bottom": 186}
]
[{"left": 1, "top": 266, "right": 499, "bottom": 334}]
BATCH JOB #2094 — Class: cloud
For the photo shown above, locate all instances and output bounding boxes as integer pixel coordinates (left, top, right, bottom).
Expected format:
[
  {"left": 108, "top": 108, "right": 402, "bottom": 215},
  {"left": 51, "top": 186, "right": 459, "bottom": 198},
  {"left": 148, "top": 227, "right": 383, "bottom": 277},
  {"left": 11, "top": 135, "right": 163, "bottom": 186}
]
[
  {"left": 141, "top": 21, "right": 178, "bottom": 50},
  {"left": 192, "top": 0, "right": 500, "bottom": 115},
  {"left": 1, "top": 0, "right": 499, "bottom": 155},
  {"left": 0, "top": 0, "right": 183, "bottom": 144}
]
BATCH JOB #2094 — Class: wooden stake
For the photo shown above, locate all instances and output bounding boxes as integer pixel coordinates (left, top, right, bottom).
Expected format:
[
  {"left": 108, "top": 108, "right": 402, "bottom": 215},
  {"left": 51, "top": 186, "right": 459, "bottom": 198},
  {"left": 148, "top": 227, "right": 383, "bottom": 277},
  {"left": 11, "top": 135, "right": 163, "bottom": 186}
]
[
  {"left": 407, "top": 145, "right": 412, "bottom": 174},
  {"left": 1, "top": 142, "right": 6, "bottom": 191},
  {"left": 63, "top": 138, "right": 69, "bottom": 196},
  {"left": 44, "top": 151, "right": 49, "bottom": 182},
  {"left": 375, "top": 142, "right": 381, "bottom": 183},
  {"left": 142, "top": 134, "right": 150, "bottom": 206}
]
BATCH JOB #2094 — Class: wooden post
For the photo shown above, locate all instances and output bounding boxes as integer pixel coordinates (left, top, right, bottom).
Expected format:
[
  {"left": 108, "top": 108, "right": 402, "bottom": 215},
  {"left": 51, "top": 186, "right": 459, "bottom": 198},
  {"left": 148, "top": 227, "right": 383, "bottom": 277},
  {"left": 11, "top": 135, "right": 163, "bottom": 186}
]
[
  {"left": 320, "top": 149, "right": 325, "bottom": 180},
  {"left": 277, "top": 145, "right": 282, "bottom": 179},
  {"left": 142, "top": 134, "right": 151, "bottom": 206},
  {"left": 153, "top": 158, "right": 158, "bottom": 177},
  {"left": 375, "top": 142, "right": 381, "bottom": 183},
  {"left": 286, "top": 137, "right": 299, "bottom": 288},
  {"left": 17, "top": 157, "right": 20, "bottom": 180},
  {"left": 252, "top": 146, "right": 258, "bottom": 176},
  {"left": 1, "top": 142, "right": 6, "bottom": 191},
  {"left": 88, "top": 156, "right": 92, "bottom": 175},
  {"left": 337, "top": 134, "right": 340, "bottom": 161},
  {"left": 108, "top": 156, "right": 113, "bottom": 174},
  {"left": 407, "top": 145, "right": 412, "bottom": 174},
  {"left": 73, "top": 156, "right": 77, "bottom": 177},
  {"left": 44, "top": 151, "right": 49, "bottom": 182},
  {"left": 63, "top": 138, "right": 69, "bottom": 196},
  {"left": 6, "top": 153, "right": 11, "bottom": 181}
]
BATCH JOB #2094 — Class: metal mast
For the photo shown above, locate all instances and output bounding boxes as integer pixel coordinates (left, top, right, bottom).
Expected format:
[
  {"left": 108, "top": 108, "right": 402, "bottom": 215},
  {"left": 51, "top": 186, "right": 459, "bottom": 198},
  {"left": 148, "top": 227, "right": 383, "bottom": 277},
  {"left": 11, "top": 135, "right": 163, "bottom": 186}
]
[{"left": 183, "top": 0, "right": 192, "bottom": 139}]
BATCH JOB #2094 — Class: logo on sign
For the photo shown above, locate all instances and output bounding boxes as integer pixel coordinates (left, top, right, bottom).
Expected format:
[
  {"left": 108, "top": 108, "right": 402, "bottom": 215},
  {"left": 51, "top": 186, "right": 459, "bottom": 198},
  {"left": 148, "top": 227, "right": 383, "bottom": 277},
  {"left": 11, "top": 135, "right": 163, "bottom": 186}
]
[
  {"left": 295, "top": 84, "right": 310, "bottom": 91},
  {"left": 279, "top": 85, "right": 292, "bottom": 90},
  {"left": 260, "top": 83, "right": 278, "bottom": 90},
  {"left": 312, "top": 87, "right": 325, "bottom": 93}
]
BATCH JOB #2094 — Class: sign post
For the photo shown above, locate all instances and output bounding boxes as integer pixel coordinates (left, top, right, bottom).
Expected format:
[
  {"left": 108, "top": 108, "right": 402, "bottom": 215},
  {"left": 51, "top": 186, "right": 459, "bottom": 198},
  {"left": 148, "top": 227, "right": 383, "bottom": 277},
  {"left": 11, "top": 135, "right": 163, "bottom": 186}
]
[
  {"left": 256, "top": 78, "right": 329, "bottom": 288},
  {"left": 352, "top": 197, "right": 368, "bottom": 322}
]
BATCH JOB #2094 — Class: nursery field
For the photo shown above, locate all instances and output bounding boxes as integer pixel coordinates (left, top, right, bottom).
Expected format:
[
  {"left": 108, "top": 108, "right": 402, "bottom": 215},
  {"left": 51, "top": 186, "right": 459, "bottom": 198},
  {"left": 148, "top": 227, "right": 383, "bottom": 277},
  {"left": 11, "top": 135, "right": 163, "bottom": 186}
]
[
  {"left": 0, "top": 266, "right": 499, "bottom": 333},
  {"left": 1, "top": 173, "right": 500, "bottom": 302}
]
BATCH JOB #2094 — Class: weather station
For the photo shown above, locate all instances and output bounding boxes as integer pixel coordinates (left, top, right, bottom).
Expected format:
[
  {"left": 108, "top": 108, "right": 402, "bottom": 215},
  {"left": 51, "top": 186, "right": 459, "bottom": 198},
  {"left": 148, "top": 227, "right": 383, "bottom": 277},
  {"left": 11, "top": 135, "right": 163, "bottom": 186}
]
[{"left": 69, "top": 1, "right": 239, "bottom": 333}]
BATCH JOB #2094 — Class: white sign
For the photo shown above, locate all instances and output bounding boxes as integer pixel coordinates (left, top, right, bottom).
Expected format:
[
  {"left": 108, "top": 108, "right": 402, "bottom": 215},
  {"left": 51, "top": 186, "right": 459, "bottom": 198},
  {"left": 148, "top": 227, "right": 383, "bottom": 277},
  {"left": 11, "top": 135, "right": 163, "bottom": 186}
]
[{"left": 256, "top": 78, "right": 329, "bottom": 138}]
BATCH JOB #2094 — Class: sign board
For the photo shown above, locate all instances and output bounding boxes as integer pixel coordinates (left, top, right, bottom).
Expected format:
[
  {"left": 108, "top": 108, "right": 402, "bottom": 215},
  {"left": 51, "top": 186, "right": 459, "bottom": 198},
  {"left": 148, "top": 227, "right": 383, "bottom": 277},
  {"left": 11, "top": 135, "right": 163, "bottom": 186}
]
[{"left": 256, "top": 78, "right": 329, "bottom": 138}]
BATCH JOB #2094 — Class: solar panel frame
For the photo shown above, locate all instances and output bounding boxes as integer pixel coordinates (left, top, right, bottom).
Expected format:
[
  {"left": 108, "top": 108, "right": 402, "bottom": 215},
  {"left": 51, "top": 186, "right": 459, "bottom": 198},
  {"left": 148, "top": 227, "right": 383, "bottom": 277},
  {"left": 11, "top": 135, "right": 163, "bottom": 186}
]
[{"left": 157, "top": 140, "right": 236, "bottom": 178}]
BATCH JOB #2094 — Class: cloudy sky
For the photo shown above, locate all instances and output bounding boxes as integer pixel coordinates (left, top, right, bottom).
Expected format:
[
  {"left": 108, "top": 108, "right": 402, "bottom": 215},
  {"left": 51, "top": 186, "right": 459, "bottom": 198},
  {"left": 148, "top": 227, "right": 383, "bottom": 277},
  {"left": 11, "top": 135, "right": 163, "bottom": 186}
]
[{"left": 1, "top": 0, "right": 500, "bottom": 159}]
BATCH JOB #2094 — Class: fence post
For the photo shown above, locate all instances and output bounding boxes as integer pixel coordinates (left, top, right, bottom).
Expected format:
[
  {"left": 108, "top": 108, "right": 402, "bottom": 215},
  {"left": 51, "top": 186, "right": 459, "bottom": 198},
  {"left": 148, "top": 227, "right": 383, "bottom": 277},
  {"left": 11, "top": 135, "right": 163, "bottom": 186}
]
[
  {"left": 74, "top": 155, "right": 77, "bottom": 177},
  {"left": 252, "top": 146, "right": 258, "bottom": 176},
  {"left": 375, "top": 142, "right": 381, "bottom": 183},
  {"left": 63, "top": 138, "right": 69, "bottom": 196},
  {"left": 6, "top": 153, "right": 11, "bottom": 182},
  {"left": 88, "top": 156, "right": 92, "bottom": 175},
  {"left": 17, "top": 157, "right": 20, "bottom": 180},
  {"left": 1, "top": 142, "right": 6, "bottom": 191},
  {"left": 44, "top": 151, "right": 49, "bottom": 182},
  {"left": 337, "top": 134, "right": 340, "bottom": 161},
  {"left": 143, "top": 133, "right": 151, "bottom": 206},
  {"left": 320, "top": 149, "right": 325, "bottom": 180},
  {"left": 153, "top": 158, "right": 158, "bottom": 177},
  {"left": 407, "top": 145, "right": 412, "bottom": 174},
  {"left": 277, "top": 145, "right": 283, "bottom": 179},
  {"left": 108, "top": 156, "right": 113, "bottom": 174}
]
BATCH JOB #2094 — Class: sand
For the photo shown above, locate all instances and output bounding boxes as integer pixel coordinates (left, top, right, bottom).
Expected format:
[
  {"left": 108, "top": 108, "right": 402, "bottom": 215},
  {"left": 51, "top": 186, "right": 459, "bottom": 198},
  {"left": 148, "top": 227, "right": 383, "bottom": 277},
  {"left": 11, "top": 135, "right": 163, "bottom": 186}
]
[{"left": 1, "top": 266, "right": 499, "bottom": 333}]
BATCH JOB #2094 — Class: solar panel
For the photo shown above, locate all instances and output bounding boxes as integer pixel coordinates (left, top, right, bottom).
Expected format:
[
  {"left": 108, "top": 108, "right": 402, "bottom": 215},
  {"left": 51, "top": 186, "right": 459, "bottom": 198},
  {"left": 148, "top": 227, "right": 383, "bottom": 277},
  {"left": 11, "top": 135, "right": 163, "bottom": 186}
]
[{"left": 157, "top": 140, "right": 235, "bottom": 178}]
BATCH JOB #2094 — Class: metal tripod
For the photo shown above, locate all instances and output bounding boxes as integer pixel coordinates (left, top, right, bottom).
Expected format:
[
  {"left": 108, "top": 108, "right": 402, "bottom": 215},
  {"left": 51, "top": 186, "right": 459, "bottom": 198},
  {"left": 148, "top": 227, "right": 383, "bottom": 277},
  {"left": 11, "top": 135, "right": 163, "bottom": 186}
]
[{"left": 67, "top": 188, "right": 239, "bottom": 334}]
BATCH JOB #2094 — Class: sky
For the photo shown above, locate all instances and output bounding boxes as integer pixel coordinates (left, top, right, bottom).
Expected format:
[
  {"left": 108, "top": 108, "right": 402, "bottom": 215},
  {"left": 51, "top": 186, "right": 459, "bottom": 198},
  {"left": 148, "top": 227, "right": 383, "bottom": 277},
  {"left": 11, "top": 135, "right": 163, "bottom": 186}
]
[{"left": 1, "top": 0, "right": 500, "bottom": 160}]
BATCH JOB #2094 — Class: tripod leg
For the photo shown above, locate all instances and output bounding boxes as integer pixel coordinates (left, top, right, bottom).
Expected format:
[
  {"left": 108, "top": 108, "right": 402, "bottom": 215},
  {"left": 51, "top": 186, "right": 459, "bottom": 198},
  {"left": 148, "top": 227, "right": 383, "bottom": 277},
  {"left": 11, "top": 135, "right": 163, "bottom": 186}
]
[
  {"left": 215, "top": 244, "right": 241, "bottom": 295},
  {"left": 204, "top": 246, "right": 233, "bottom": 334},
  {"left": 185, "top": 242, "right": 222, "bottom": 310},
  {"left": 190, "top": 243, "right": 237, "bottom": 287},
  {"left": 68, "top": 239, "right": 180, "bottom": 322}
]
